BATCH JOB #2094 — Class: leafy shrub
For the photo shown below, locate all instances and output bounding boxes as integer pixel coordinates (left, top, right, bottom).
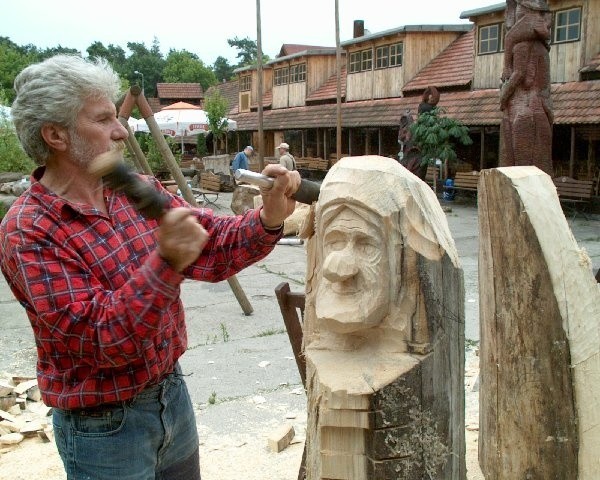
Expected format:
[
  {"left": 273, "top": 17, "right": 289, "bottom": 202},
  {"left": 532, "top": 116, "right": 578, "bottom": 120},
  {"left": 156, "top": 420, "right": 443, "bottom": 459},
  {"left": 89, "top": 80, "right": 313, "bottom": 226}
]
[{"left": 0, "top": 114, "right": 36, "bottom": 174}]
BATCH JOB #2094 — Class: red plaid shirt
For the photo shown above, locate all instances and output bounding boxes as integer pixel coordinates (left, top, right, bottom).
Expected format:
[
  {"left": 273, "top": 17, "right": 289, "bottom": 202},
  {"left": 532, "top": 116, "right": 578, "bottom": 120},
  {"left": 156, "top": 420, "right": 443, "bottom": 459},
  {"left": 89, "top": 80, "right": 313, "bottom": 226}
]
[{"left": 0, "top": 167, "right": 282, "bottom": 409}]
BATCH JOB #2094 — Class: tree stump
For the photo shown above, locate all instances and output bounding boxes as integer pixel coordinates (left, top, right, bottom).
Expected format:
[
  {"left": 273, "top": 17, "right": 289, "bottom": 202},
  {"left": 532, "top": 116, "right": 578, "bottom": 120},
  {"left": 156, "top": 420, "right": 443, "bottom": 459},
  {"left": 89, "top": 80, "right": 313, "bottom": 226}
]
[
  {"left": 303, "top": 156, "right": 465, "bottom": 480},
  {"left": 478, "top": 166, "right": 600, "bottom": 479}
]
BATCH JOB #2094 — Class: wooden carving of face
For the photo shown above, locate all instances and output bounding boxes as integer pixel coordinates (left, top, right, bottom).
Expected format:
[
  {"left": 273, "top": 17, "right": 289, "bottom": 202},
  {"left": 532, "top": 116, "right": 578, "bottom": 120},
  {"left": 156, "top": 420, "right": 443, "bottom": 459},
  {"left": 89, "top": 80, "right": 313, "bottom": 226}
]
[{"left": 316, "top": 204, "right": 390, "bottom": 334}]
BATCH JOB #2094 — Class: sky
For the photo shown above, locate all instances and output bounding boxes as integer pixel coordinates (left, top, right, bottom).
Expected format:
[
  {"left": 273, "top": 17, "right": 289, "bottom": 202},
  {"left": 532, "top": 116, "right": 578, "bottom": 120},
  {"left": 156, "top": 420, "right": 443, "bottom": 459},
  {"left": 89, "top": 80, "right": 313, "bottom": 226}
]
[{"left": 1, "top": 0, "right": 495, "bottom": 65}]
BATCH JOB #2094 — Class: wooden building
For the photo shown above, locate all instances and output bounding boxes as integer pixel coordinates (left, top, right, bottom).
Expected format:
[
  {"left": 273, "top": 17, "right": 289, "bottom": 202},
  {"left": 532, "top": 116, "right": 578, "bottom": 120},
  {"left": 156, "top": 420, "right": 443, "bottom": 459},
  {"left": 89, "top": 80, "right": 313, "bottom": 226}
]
[{"left": 230, "top": 1, "right": 599, "bottom": 185}]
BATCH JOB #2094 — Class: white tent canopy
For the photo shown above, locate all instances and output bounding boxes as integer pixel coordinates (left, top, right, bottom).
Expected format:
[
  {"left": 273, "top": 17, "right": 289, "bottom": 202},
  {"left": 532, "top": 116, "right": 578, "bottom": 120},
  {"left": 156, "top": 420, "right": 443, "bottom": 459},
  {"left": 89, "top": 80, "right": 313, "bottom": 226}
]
[{"left": 132, "top": 101, "right": 237, "bottom": 138}]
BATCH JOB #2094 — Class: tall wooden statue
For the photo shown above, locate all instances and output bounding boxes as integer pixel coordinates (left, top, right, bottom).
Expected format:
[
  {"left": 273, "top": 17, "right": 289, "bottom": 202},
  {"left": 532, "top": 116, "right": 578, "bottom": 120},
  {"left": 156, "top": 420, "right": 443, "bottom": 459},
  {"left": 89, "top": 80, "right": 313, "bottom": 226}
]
[
  {"left": 303, "top": 156, "right": 465, "bottom": 479},
  {"left": 478, "top": 167, "right": 600, "bottom": 479},
  {"left": 499, "top": 0, "right": 553, "bottom": 175}
]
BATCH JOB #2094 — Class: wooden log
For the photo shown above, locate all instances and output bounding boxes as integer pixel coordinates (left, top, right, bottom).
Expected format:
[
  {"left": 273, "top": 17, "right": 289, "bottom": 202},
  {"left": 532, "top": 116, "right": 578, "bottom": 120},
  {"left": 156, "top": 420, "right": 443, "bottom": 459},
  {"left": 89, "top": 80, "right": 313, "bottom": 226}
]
[
  {"left": 478, "top": 166, "right": 600, "bottom": 479},
  {"left": 267, "top": 423, "right": 295, "bottom": 453},
  {"left": 304, "top": 156, "right": 465, "bottom": 480}
]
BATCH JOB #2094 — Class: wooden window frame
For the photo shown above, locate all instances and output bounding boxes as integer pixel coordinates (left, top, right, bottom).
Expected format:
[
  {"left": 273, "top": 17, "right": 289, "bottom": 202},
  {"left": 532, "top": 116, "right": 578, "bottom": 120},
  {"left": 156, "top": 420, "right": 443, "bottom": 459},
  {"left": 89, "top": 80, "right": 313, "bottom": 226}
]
[
  {"left": 239, "top": 75, "right": 251, "bottom": 92},
  {"left": 289, "top": 63, "right": 307, "bottom": 83},
  {"left": 274, "top": 67, "right": 289, "bottom": 86},
  {"left": 361, "top": 49, "right": 373, "bottom": 71},
  {"left": 478, "top": 23, "right": 501, "bottom": 55},
  {"left": 375, "top": 46, "right": 389, "bottom": 69},
  {"left": 553, "top": 7, "right": 581, "bottom": 44},
  {"left": 389, "top": 42, "right": 403, "bottom": 67},
  {"left": 349, "top": 51, "right": 361, "bottom": 73}
]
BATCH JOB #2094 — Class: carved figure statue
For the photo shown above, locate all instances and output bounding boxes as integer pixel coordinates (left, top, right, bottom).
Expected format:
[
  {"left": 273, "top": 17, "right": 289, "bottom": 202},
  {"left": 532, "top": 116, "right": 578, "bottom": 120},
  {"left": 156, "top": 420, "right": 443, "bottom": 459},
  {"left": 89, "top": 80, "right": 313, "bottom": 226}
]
[
  {"left": 303, "top": 156, "right": 465, "bottom": 479},
  {"left": 499, "top": 0, "right": 553, "bottom": 175},
  {"left": 398, "top": 87, "right": 440, "bottom": 180}
]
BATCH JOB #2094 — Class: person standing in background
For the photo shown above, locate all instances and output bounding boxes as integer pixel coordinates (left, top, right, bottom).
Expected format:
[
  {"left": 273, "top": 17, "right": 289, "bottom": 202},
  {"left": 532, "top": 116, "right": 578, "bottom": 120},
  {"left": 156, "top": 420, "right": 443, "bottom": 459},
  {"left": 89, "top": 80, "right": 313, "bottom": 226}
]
[
  {"left": 232, "top": 145, "right": 254, "bottom": 171},
  {"left": 277, "top": 142, "right": 296, "bottom": 171}
]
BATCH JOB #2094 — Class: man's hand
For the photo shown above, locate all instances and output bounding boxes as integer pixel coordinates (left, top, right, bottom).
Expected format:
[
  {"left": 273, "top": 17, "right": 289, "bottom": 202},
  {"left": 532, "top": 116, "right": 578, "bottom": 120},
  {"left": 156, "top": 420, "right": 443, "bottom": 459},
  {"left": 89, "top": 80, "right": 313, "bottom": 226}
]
[
  {"left": 259, "top": 164, "right": 301, "bottom": 229},
  {"left": 157, "top": 208, "right": 209, "bottom": 272}
]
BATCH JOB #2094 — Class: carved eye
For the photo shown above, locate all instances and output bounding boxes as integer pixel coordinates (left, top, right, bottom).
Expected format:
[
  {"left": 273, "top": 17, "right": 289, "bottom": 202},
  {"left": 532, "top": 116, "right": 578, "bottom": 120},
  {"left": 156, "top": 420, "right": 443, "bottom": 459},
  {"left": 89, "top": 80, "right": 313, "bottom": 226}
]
[
  {"left": 323, "top": 231, "right": 348, "bottom": 253},
  {"left": 354, "top": 238, "right": 381, "bottom": 260}
]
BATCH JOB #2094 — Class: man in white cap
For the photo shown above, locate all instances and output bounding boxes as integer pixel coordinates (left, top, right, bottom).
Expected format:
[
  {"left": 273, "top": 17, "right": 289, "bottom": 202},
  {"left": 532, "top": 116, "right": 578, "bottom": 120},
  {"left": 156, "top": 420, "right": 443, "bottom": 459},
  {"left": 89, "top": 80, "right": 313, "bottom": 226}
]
[{"left": 277, "top": 142, "right": 296, "bottom": 171}]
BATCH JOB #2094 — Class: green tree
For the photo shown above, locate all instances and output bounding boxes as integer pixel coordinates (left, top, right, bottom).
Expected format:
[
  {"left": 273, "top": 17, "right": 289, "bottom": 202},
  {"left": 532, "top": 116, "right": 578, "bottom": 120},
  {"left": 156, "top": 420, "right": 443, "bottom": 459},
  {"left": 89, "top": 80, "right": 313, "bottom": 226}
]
[
  {"left": 213, "top": 56, "right": 235, "bottom": 82},
  {"left": 409, "top": 108, "right": 473, "bottom": 168},
  {"left": 227, "top": 37, "right": 256, "bottom": 66},
  {"left": 126, "top": 38, "right": 165, "bottom": 98},
  {"left": 87, "top": 42, "right": 128, "bottom": 76},
  {"left": 227, "top": 37, "right": 270, "bottom": 67},
  {"left": 0, "top": 37, "right": 39, "bottom": 103},
  {"left": 163, "top": 49, "right": 217, "bottom": 90},
  {"left": 39, "top": 45, "right": 80, "bottom": 59},
  {"left": 204, "top": 90, "right": 228, "bottom": 155}
]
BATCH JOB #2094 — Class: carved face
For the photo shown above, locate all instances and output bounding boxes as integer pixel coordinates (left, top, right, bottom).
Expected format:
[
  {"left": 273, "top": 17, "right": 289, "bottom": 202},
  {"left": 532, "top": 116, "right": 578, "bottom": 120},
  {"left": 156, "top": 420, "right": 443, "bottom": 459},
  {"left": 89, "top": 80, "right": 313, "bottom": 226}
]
[{"left": 316, "top": 205, "right": 390, "bottom": 334}]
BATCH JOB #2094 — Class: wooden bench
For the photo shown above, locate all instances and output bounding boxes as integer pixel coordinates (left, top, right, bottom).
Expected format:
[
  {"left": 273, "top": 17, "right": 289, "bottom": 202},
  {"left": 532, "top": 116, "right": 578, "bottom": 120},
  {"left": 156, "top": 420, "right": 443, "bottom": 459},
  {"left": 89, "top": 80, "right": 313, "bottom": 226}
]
[
  {"left": 444, "top": 171, "right": 481, "bottom": 197},
  {"left": 425, "top": 166, "right": 440, "bottom": 189},
  {"left": 553, "top": 176, "right": 594, "bottom": 220}
]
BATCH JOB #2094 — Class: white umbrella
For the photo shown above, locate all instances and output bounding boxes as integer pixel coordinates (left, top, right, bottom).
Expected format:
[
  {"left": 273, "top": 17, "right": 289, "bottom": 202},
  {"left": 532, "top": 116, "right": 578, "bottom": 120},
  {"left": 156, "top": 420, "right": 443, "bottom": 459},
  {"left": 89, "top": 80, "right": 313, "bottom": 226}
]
[
  {"left": 135, "top": 102, "right": 236, "bottom": 153},
  {"left": 127, "top": 116, "right": 142, "bottom": 132},
  {"left": 155, "top": 102, "right": 209, "bottom": 138}
]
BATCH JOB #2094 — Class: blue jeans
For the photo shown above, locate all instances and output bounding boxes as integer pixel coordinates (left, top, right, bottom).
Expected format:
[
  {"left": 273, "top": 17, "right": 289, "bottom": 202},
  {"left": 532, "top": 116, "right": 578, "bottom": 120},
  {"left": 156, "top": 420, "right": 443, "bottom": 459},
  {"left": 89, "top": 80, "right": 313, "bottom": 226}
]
[{"left": 53, "top": 366, "right": 200, "bottom": 480}]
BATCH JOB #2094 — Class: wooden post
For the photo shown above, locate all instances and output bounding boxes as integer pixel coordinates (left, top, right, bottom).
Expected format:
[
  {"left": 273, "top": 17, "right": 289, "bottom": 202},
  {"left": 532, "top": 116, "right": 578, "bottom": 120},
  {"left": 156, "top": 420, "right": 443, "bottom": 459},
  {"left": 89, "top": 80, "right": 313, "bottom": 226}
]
[
  {"left": 301, "top": 130, "right": 306, "bottom": 158},
  {"left": 256, "top": 0, "right": 265, "bottom": 172},
  {"left": 335, "top": 0, "right": 342, "bottom": 161},
  {"left": 120, "top": 120, "right": 153, "bottom": 175},
  {"left": 570, "top": 126, "right": 575, "bottom": 177},
  {"left": 478, "top": 166, "right": 600, "bottom": 479},
  {"left": 479, "top": 128, "right": 485, "bottom": 170},
  {"left": 348, "top": 129, "right": 352, "bottom": 156},
  {"left": 119, "top": 89, "right": 253, "bottom": 316}
]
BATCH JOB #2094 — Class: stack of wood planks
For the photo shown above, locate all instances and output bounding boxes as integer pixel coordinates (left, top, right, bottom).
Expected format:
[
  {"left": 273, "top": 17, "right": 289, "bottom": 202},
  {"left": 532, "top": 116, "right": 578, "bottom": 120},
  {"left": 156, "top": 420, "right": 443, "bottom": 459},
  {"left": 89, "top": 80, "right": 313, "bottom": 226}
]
[{"left": 200, "top": 172, "right": 221, "bottom": 192}]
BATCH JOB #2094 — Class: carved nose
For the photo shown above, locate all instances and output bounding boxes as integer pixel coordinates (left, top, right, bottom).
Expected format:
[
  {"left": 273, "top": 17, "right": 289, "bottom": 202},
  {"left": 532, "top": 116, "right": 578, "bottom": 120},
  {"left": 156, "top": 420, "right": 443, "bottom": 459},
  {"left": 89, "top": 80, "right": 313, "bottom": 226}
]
[{"left": 323, "top": 251, "right": 358, "bottom": 283}]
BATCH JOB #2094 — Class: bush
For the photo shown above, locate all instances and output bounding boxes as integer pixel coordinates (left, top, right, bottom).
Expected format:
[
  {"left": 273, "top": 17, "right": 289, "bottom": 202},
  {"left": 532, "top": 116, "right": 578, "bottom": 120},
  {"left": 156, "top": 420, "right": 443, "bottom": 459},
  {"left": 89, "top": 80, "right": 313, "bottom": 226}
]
[
  {"left": 0, "top": 119, "right": 36, "bottom": 174},
  {"left": 134, "top": 132, "right": 180, "bottom": 176}
]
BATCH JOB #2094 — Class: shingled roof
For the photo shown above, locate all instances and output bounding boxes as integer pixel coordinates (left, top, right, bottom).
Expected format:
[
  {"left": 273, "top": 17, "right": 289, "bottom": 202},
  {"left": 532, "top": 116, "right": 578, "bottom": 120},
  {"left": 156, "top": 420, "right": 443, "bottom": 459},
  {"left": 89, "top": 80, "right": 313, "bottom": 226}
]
[
  {"left": 278, "top": 44, "right": 332, "bottom": 57},
  {"left": 205, "top": 79, "right": 239, "bottom": 111},
  {"left": 231, "top": 80, "right": 600, "bottom": 130},
  {"left": 306, "top": 67, "right": 347, "bottom": 104},
  {"left": 403, "top": 29, "right": 475, "bottom": 93},
  {"left": 156, "top": 83, "right": 204, "bottom": 99}
]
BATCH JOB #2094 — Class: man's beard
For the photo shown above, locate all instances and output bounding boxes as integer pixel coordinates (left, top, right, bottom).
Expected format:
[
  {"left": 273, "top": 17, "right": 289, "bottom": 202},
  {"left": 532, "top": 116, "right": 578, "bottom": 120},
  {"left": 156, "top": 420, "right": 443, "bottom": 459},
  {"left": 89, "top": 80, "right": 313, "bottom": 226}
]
[{"left": 69, "top": 132, "right": 123, "bottom": 169}]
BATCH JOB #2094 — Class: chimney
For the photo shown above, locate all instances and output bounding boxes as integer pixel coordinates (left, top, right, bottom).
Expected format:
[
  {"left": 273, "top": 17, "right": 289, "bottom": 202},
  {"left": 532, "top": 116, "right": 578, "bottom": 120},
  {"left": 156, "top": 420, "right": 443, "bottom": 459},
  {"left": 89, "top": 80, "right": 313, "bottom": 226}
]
[{"left": 353, "top": 20, "right": 365, "bottom": 38}]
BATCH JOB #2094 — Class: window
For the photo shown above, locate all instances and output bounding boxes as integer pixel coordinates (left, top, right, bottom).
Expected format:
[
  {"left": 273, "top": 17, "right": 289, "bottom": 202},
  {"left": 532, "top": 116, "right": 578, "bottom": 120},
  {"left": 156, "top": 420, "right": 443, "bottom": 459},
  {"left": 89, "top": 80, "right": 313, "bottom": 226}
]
[
  {"left": 274, "top": 67, "right": 289, "bottom": 86},
  {"left": 479, "top": 24, "right": 501, "bottom": 54},
  {"left": 361, "top": 49, "right": 373, "bottom": 71},
  {"left": 375, "top": 46, "right": 389, "bottom": 69},
  {"left": 349, "top": 52, "right": 361, "bottom": 73},
  {"left": 239, "top": 75, "right": 251, "bottom": 91},
  {"left": 389, "top": 43, "right": 403, "bottom": 67},
  {"left": 554, "top": 7, "right": 581, "bottom": 43},
  {"left": 289, "top": 63, "right": 306, "bottom": 83}
]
